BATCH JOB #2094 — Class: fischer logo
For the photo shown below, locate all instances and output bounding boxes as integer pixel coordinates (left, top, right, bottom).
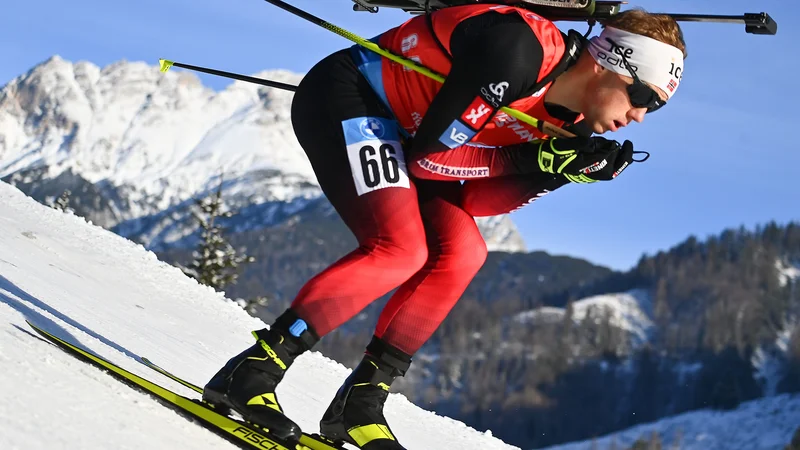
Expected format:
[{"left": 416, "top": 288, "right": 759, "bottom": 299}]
[{"left": 234, "top": 426, "right": 282, "bottom": 449}]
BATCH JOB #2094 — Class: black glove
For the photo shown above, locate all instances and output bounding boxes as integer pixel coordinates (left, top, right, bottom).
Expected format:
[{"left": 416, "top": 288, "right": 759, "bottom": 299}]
[{"left": 536, "top": 136, "right": 635, "bottom": 183}]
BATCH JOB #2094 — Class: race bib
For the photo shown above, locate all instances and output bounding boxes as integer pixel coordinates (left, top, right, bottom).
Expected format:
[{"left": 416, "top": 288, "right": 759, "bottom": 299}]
[{"left": 342, "top": 117, "right": 410, "bottom": 196}]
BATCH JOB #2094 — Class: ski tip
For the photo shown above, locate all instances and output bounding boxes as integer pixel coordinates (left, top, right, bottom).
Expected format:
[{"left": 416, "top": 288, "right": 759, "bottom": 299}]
[
  {"left": 25, "top": 320, "right": 43, "bottom": 333},
  {"left": 159, "top": 59, "right": 174, "bottom": 73}
]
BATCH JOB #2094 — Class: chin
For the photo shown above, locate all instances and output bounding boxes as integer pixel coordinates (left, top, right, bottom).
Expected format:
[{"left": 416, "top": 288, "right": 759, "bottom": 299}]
[{"left": 589, "top": 121, "right": 607, "bottom": 134}]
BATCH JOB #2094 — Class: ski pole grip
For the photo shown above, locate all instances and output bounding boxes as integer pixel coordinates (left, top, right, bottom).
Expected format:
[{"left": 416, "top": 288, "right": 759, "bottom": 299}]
[
  {"left": 540, "top": 121, "right": 576, "bottom": 139},
  {"left": 745, "top": 12, "right": 778, "bottom": 35}
]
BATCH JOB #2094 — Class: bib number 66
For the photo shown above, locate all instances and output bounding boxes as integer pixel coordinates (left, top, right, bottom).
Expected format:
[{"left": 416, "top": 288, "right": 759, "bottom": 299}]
[
  {"left": 344, "top": 117, "right": 410, "bottom": 196},
  {"left": 359, "top": 143, "right": 401, "bottom": 188}
]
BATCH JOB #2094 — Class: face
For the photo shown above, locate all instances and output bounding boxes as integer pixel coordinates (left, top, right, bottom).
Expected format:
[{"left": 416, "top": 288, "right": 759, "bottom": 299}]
[{"left": 580, "top": 68, "right": 651, "bottom": 134}]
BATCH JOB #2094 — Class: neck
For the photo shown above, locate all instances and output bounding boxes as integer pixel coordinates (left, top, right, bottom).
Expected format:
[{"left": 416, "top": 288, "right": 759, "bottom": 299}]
[{"left": 543, "top": 67, "right": 587, "bottom": 113}]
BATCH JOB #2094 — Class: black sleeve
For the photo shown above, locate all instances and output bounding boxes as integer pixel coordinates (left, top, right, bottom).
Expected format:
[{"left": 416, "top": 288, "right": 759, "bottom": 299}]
[{"left": 408, "top": 11, "right": 545, "bottom": 158}]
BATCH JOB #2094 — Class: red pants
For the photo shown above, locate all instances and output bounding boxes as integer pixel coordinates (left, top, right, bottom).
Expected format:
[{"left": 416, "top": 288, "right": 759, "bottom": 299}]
[{"left": 289, "top": 49, "right": 488, "bottom": 356}]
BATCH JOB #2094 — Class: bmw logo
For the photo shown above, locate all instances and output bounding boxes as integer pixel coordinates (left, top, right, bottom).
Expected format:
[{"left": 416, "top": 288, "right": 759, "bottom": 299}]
[{"left": 359, "top": 118, "right": 385, "bottom": 139}]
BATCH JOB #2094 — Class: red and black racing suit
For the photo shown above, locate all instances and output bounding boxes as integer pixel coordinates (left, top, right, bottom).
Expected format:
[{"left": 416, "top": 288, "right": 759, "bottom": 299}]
[{"left": 289, "top": 4, "right": 587, "bottom": 355}]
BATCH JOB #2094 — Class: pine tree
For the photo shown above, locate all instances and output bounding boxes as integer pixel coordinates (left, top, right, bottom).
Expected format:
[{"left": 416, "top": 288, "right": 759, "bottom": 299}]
[
  {"left": 670, "top": 428, "right": 683, "bottom": 450},
  {"left": 555, "top": 300, "right": 575, "bottom": 372},
  {"left": 182, "top": 180, "right": 254, "bottom": 291},
  {"left": 648, "top": 432, "right": 663, "bottom": 450},
  {"left": 235, "top": 295, "right": 269, "bottom": 316},
  {"left": 51, "top": 189, "right": 72, "bottom": 213}
]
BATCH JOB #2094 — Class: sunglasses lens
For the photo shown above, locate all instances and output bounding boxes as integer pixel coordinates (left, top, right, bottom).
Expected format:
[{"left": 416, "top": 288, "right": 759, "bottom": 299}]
[{"left": 628, "top": 83, "right": 665, "bottom": 113}]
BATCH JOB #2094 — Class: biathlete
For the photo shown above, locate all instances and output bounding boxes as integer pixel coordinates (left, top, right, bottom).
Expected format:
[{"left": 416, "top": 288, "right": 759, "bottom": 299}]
[{"left": 202, "top": 4, "right": 686, "bottom": 449}]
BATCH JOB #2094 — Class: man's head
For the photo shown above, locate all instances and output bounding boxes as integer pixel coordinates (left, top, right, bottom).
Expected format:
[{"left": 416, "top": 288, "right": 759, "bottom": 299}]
[{"left": 572, "top": 9, "right": 687, "bottom": 134}]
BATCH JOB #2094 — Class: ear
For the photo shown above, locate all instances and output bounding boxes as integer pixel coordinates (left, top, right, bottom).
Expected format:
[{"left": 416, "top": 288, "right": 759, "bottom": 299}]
[
  {"left": 592, "top": 60, "right": 606, "bottom": 74},
  {"left": 577, "top": 51, "right": 604, "bottom": 75}
]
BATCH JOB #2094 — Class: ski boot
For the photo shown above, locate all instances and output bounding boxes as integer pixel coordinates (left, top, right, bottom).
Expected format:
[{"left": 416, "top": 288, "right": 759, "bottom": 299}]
[
  {"left": 320, "top": 336, "right": 411, "bottom": 449},
  {"left": 202, "top": 309, "right": 319, "bottom": 442}
]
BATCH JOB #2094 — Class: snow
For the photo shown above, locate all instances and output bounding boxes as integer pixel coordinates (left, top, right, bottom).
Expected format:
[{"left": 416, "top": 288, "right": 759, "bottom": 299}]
[
  {"left": 777, "top": 259, "right": 800, "bottom": 287},
  {"left": 752, "top": 260, "right": 799, "bottom": 396},
  {"left": 0, "top": 181, "right": 516, "bottom": 450},
  {"left": 514, "top": 289, "right": 654, "bottom": 348},
  {"left": 541, "top": 393, "right": 800, "bottom": 450},
  {"left": 475, "top": 214, "right": 527, "bottom": 253}
]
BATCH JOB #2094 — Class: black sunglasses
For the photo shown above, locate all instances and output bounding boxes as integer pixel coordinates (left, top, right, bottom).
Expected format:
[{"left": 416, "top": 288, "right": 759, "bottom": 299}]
[{"left": 605, "top": 38, "right": 666, "bottom": 113}]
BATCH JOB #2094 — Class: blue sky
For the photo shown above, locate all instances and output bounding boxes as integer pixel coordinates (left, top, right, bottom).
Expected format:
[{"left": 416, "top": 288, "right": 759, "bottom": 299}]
[{"left": 2, "top": 0, "right": 797, "bottom": 271}]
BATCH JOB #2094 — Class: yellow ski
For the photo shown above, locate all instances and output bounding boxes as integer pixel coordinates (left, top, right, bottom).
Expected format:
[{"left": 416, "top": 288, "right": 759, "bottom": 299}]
[
  {"left": 138, "top": 356, "right": 345, "bottom": 450},
  {"left": 26, "top": 321, "right": 305, "bottom": 450}
]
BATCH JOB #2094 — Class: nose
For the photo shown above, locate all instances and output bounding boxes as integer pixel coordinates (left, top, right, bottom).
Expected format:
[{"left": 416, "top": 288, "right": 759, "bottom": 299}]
[{"left": 628, "top": 107, "right": 647, "bottom": 123}]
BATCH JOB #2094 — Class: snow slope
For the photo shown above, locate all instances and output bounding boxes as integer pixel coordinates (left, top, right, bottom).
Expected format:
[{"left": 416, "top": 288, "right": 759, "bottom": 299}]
[
  {"left": 0, "top": 181, "right": 516, "bottom": 450},
  {"left": 3, "top": 179, "right": 800, "bottom": 450}
]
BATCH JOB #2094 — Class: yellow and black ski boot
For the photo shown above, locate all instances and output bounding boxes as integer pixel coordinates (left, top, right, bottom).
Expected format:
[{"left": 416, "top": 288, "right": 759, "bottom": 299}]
[
  {"left": 320, "top": 336, "right": 411, "bottom": 449},
  {"left": 202, "top": 309, "right": 319, "bottom": 442}
]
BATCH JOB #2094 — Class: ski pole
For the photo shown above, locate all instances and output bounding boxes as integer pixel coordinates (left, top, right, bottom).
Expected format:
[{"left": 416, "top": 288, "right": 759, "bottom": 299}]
[
  {"left": 260, "top": 0, "right": 576, "bottom": 139},
  {"left": 158, "top": 59, "right": 297, "bottom": 91}
]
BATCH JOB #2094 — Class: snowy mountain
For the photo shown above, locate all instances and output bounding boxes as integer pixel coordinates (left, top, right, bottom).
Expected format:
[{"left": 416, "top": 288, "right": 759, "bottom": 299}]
[
  {"left": 514, "top": 289, "right": 655, "bottom": 351},
  {"left": 0, "top": 179, "right": 516, "bottom": 450},
  {"left": 0, "top": 56, "right": 526, "bottom": 252}
]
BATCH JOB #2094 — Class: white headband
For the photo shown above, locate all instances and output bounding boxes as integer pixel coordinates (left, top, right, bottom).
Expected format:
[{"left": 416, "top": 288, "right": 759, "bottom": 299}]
[{"left": 587, "top": 27, "right": 685, "bottom": 99}]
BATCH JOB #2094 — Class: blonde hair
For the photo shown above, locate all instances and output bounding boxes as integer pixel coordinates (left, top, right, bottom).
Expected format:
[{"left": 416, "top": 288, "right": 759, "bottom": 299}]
[{"left": 603, "top": 9, "right": 688, "bottom": 59}]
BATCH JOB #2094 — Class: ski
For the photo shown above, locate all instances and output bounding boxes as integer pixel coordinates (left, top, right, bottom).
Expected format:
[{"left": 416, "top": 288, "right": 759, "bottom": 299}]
[
  {"left": 25, "top": 321, "right": 312, "bottom": 450},
  {"left": 137, "top": 356, "right": 345, "bottom": 450},
  {"left": 140, "top": 356, "right": 205, "bottom": 393}
]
